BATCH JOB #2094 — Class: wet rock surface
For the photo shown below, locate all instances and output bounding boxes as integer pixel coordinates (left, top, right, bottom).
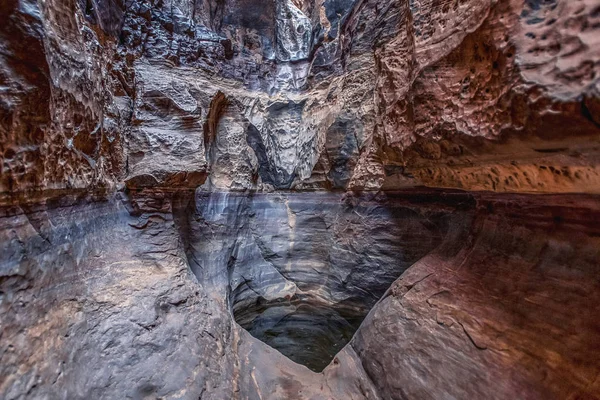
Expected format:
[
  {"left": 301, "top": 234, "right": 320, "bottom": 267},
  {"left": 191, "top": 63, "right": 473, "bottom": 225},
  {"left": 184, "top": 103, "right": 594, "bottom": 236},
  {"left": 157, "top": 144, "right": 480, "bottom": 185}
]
[
  {"left": 1, "top": 0, "right": 600, "bottom": 399},
  {"left": 186, "top": 191, "right": 470, "bottom": 371}
]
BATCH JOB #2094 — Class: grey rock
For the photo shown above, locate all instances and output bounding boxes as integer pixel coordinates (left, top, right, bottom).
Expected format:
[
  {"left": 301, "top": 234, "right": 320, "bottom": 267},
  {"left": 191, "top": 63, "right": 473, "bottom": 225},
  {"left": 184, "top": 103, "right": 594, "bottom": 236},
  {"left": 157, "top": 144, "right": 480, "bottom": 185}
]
[
  {"left": 275, "top": 0, "right": 313, "bottom": 62},
  {"left": 1, "top": 0, "right": 600, "bottom": 399}
]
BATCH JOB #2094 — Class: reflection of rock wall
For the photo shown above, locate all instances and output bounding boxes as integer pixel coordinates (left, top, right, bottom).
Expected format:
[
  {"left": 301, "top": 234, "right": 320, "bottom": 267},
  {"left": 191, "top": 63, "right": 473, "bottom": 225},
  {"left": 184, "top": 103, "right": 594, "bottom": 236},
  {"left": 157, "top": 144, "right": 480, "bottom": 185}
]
[{"left": 186, "top": 190, "right": 466, "bottom": 371}]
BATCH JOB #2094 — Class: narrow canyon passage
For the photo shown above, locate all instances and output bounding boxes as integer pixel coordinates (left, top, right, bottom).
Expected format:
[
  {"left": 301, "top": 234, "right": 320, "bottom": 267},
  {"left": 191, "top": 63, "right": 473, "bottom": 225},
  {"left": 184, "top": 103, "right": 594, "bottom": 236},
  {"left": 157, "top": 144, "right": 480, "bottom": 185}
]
[
  {"left": 3, "top": 190, "right": 598, "bottom": 399},
  {"left": 1, "top": 0, "right": 600, "bottom": 398}
]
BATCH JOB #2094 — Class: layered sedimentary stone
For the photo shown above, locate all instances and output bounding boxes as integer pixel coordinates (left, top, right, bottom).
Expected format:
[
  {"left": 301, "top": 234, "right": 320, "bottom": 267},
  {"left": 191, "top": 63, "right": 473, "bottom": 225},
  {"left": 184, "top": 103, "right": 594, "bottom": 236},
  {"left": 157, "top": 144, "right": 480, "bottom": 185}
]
[
  {"left": 5, "top": 0, "right": 598, "bottom": 196},
  {"left": 3, "top": 189, "right": 599, "bottom": 399},
  {"left": 0, "top": 191, "right": 234, "bottom": 399},
  {"left": 352, "top": 193, "right": 600, "bottom": 399},
  {"left": 1, "top": 0, "right": 600, "bottom": 399}
]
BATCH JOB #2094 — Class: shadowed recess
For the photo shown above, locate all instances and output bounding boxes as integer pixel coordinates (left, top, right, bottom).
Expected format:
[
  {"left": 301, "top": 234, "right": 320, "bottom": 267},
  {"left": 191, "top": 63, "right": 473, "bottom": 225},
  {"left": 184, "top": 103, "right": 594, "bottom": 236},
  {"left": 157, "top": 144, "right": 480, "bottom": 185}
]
[{"left": 184, "top": 190, "right": 475, "bottom": 371}]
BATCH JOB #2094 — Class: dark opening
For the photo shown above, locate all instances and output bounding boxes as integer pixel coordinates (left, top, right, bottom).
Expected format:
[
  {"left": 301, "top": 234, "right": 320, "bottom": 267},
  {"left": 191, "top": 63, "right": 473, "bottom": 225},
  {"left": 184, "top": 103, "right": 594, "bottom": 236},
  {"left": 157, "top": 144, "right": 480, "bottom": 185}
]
[{"left": 177, "top": 191, "right": 474, "bottom": 372}]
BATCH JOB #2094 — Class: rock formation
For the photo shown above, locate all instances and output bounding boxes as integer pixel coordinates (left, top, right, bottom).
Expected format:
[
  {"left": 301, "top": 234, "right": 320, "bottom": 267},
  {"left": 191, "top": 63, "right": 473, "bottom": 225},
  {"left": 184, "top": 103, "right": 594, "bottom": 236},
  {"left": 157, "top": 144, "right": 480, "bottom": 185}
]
[{"left": 1, "top": 0, "right": 599, "bottom": 399}]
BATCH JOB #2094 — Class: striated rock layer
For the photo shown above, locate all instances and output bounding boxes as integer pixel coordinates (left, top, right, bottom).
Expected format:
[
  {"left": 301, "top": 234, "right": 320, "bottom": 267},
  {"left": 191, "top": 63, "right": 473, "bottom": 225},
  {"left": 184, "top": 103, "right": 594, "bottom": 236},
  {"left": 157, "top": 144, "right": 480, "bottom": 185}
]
[
  {"left": 2, "top": 190, "right": 599, "bottom": 399},
  {"left": 1, "top": 0, "right": 599, "bottom": 399},
  {"left": 185, "top": 190, "right": 470, "bottom": 372},
  {"left": 2, "top": 0, "right": 599, "bottom": 196}
]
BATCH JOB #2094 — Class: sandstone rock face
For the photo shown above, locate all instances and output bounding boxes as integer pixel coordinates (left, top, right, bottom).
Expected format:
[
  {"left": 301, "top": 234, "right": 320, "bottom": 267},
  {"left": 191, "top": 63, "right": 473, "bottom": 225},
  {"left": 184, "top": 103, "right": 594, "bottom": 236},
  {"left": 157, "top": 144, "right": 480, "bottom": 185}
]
[
  {"left": 4, "top": 0, "right": 599, "bottom": 196},
  {"left": 1, "top": 0, "right": 600, "bottom": 399},
  {"left": 2, "top": 190, "right": 599, "bottom": 399},
  {"left": 352, "top": 194, "right": 600, "bottom": 399}
]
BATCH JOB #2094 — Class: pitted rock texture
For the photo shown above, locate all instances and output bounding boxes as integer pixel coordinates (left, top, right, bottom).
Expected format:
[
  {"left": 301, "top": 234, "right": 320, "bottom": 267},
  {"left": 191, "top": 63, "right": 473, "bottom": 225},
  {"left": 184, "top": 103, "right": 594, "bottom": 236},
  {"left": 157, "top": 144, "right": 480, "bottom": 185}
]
[
  {"left": 276, "top": 0, "right": 312, "bottom": 62},
  {"left": 1, "top": 0, "right": 600, "bottom": 399},
  {"left": 3, "top": 0, "right": 599, "bottom": 197},
  {"left": 1, "top": 0, "right": 126, "bottom": 196}
]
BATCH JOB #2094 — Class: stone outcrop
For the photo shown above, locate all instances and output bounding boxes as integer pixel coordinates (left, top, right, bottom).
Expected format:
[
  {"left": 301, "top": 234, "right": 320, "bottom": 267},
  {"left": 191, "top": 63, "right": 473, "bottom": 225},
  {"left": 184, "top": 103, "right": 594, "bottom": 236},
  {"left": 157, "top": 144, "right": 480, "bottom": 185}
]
[
  {"left": 2, "top": 189, "right": 599, "bottom": 399},
  {"left": 352, "top": 193, "right": 600, "bottom": 399},
  {"left": 1, "top": 0, "right": 599, "bottom": 399},
  {"left": 4, "top": 0, "right": 599, "bottom": 196}
]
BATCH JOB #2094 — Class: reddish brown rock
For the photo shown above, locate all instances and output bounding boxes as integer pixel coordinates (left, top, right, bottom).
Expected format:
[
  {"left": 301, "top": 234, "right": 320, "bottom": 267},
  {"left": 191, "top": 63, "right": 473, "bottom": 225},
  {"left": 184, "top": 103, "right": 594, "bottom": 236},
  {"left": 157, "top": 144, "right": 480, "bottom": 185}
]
[
  {"left": 352, "top": 193, "right": 600, "bottom": 399},
  {"left": 0, "top": 0, "right": 599, "bottom": 399}
]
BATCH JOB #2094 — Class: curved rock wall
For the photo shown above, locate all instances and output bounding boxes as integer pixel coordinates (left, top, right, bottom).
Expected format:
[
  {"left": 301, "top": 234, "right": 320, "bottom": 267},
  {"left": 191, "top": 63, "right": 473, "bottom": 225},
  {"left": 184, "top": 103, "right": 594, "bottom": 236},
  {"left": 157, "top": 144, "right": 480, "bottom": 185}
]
[
  {"left": 0, "top": 191, "right": 234, "bottom": 398},
  {"left": 2, "top": 189, "right": 599, "bottom": 398},
  {"left": 3, "top": 0, "right": 599, "bottom": 197},
  {"left": 352, "top": 193, "right": 600, "bottom": 399},
  {"left": 185, "top": 190, "right": 471, "bottom": 371},
  {"left": 1, "top": 0, "right": 600, "bottom": 399}
]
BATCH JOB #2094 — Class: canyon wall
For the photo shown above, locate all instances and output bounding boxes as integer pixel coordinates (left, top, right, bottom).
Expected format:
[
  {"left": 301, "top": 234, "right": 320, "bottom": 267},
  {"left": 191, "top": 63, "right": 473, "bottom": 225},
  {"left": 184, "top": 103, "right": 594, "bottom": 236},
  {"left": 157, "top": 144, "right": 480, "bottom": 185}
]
[
  {"left": 3, "top": 0, "right": 599, "bottom": 196},
  {"left": 1, "top": 0, "right": 599, "bottom": 399}
]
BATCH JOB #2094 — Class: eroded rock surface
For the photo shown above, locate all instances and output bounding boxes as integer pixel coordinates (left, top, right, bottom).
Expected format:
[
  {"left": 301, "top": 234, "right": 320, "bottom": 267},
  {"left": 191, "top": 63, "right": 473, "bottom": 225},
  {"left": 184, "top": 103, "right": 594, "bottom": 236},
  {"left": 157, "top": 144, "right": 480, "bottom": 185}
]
[
  {"left": 1, "top": 0, "right": 600, "bottom": 399},
  {"left": 353, "top": 194, "right": 600, "bottom": 399},
  {"left": 186, "top": 191, "right": 470, "bottom": 371},
  {"left": 3, "top": 0, "right": 599, "bottom": 196}
]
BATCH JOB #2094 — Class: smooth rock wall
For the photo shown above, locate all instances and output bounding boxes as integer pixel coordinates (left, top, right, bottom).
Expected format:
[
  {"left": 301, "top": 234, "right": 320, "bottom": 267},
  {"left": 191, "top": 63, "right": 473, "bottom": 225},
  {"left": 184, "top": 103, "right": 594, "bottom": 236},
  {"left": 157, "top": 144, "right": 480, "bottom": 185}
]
[
  {"left": 0, "top": 191, "right": 234, "bottom": 399},
  {"left": 185, "top": 190, "right": 474, "bottom": 370},
  {"left": 351, "top": 193, "right": 600, "bottom": 399},
  {"left": 1, "top": 189, "right": 599, "bottom": 399}
]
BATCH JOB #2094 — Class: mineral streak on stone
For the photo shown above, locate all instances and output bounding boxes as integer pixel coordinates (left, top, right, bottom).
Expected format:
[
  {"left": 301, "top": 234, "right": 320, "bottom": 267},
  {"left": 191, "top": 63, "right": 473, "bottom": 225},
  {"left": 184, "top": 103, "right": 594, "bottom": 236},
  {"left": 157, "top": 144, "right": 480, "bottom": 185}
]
[{"left": 1, "top": 0, "right": 600, "bottom": 399}]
